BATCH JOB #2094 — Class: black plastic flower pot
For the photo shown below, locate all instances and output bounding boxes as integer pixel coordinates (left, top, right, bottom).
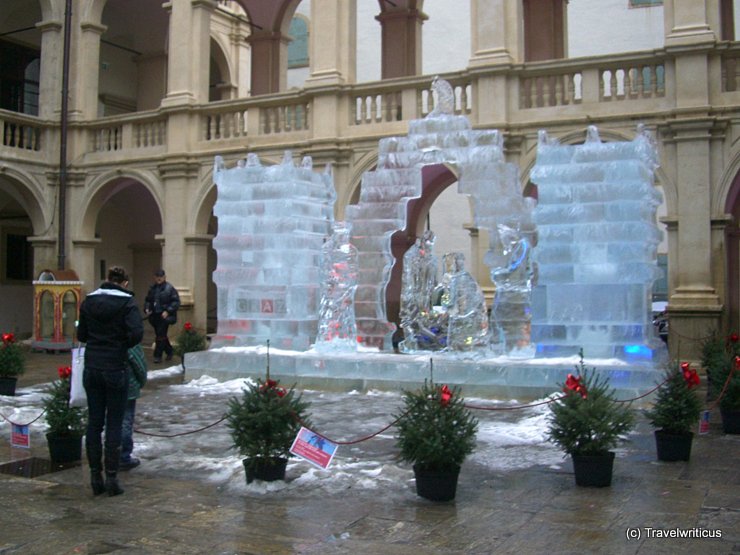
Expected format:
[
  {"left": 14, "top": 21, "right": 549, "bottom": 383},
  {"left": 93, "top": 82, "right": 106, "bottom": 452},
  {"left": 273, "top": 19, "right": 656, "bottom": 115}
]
[
  {"left": 0, "top": 376, "right": 18, "bottom": 396},
  {"left": 413, "top": 464, "right": 460, "bottom": 501},
  {"left": 720, "top": 408, "right": 740, "bottom": 434},
  {"left": 243, "top": 457, "right": 288, "bottom": 484},
  {"left": 654, "top": 430, "right": 693, "bottom": 461},
  {"left": 571, "top": 451, "right": 615, "bottom": 487},
  {"left": 46, "top": 433, "right": 82, "bottom": 464}
]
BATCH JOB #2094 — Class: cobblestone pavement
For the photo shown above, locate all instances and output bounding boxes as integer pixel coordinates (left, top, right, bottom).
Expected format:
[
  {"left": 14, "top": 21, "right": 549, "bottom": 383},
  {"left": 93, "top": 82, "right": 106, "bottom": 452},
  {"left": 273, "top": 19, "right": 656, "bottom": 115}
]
[{"left": 0, "top": 349, "right": 737, "bottom": 554}]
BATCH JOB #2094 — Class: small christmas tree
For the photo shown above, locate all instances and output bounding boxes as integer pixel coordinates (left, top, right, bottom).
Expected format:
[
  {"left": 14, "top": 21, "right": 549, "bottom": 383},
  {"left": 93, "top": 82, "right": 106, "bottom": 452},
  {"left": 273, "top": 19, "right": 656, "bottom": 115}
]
[
  {"left": 548, "top": 350, "right": 635, "bottom": 456},
  {"left": 395, "top": 380, "right": 478, "bottom": 472},
  {"left": 173, "top": 322, "right": 208, "bottom": 361},
  {"left": 646, "top": 362, "right": 702, "bottom": 435},
  {"left": 44, "top": 366, "right": 87, "bottom": 437},
  {"left": 0, "top": 332, "right": 26, "bottom": 378}
]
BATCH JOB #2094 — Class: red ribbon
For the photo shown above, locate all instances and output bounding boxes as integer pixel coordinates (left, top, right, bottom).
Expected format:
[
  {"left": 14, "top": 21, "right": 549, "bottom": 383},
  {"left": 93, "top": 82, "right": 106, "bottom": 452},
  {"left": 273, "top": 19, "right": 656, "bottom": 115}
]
[
  {"left": 564, "top": 374, "right": 588, "bottom": 399},
  {"left": 58, "top": 366, "right": 72, "bottom": 379},
  {"left": 260, "top": 379, "right": 286, "bottom": 397},
  {"left": 2, "top": 333, "right": 15, "bottom": 344},
  {"left": 439, "top": 384, "right": 452, "bottom": 407},
  {"left": 681, "top": 362, "right": 700, "bottom": 389},
  {"left": 730, "top": 333, "right": 739, "bottom": 344},
  {"left": 184, "top": 322, "right": 193, "bottom": 331}
]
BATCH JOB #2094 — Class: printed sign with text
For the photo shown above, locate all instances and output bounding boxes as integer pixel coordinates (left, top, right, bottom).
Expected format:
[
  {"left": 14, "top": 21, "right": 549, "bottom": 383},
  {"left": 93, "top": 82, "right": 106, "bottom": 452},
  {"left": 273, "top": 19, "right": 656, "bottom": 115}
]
[{"left": 290, "top": 427, "right": 338, "bottom": 470}]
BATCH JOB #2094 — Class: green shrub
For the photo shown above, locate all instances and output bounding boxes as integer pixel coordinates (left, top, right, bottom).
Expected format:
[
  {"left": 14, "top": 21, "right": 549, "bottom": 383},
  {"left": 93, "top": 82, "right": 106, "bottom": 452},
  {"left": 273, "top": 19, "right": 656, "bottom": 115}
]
[{"left": 646, "top": 362, "right": 703, "bottom": 434}]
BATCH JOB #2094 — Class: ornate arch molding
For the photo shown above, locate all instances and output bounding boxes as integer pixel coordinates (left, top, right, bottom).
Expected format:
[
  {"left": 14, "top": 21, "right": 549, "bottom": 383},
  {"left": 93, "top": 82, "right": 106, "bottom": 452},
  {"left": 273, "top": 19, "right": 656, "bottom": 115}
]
[
  {"left": 76, "top": 169, "right": 163, "bottom": 238},
  {"left": 0, "top": 167, "right": 49, "bottom": 233}
]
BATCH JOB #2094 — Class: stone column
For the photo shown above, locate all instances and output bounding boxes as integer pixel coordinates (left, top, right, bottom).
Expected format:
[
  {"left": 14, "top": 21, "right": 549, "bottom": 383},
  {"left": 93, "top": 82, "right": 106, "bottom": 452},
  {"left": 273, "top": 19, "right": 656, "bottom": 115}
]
[
  {"left": 35, "top": 19, "right": 63, "bottom": 120},
  {"left": 376, "top": 7, "right": 426, "bottom": 79},
  {"left": 71, "top": 21, "right": 106, "bottom": 120},
  {"left": 469, "top": 0, "right": 524, "bottom": 66},
  {"left": 161, "top": 0, "right": 216, "bottom": 107},
  {"left": 662, "top": 0, "right": 724, "bottom": 360},
  {"left": 305, "top": 0, "right": 356, "bottom": 87},
  {"left": 246, "top": 30, "right": 285, "bottom": 95}
]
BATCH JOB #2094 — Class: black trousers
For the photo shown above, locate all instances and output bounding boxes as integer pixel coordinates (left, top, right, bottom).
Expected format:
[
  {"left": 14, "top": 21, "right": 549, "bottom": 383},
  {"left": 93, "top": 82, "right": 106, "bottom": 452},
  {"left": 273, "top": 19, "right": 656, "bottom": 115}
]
[{"left": 149, "top": 313, "right": 173, "bottom": 359}]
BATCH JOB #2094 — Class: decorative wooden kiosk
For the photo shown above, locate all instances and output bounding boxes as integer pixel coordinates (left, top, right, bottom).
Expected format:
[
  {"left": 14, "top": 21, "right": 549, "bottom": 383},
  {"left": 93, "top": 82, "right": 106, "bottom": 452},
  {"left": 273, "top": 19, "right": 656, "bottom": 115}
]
[{"left": 31, "top": 269, "right": 82, "bottom": 352}]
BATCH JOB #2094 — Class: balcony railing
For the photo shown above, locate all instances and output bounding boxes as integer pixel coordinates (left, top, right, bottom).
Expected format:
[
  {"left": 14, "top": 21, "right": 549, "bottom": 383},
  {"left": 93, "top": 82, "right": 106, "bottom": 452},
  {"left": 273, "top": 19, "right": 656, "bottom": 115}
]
[{"left": 0, "top": 48, "right": 721, "bottom": 167}]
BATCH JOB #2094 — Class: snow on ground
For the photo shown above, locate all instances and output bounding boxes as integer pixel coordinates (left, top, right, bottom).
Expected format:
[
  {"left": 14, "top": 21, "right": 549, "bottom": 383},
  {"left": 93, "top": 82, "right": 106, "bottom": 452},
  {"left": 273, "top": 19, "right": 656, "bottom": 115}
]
[{"left": 1, "top": 367, "right": 640, "bottom": 497}]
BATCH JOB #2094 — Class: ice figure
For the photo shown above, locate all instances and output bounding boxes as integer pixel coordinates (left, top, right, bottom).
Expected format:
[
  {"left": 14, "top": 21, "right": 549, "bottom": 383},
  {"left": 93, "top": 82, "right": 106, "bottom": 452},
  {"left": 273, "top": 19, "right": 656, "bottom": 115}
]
[
  {"left": 399, "top": 230, "right": 445, "bottom": 352},
  {"left": 445, "top": 252, "right": 489, "bottom": 352},
  {"left": 429, "top": 75, "right": 455, "bottom": 116},
  {"left": 489, "top": 223, "right": 535, "bottom": 358},
  {"left": 212, "top": 150, "right": 335, "bottom": 350},
  {"left": 530, "top": 125, "right": 665, "bottom": 360},
  {"left": 315, "top": 222, "right": 359, "bottom": 352}
]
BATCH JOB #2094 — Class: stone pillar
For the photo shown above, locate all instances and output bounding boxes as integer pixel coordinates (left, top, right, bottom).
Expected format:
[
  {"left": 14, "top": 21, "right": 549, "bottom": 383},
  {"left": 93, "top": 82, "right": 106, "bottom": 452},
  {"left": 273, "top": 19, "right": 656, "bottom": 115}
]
[
  {"left": 184, "top": 234, "right": 214, "bottom": 332},
  {"left": 36, "top": 19, "right": 63, "bottom": 120},
  {"left": 662, "top": 0, "right": 723, "bottom": 360},
  {"left": 246, "top": 30, "right": 285, "bottom": 95},
  {"left": 71, "top": 21, "right": 106, "bottom": 120},
  {"left": 69, "top": 239, "right": 101, "bottom": 295},
  {"left": 376, "top": 7, "right": 426, "bottom": 79},
  {"left": 305, "top": 0, "right": 356, "bottom": 87},
  {"left": 469, "top": 0, "right": 524, "bottom": 66},
  {"left": 161, "top": 0, "right": 216, "bottom": 107}
]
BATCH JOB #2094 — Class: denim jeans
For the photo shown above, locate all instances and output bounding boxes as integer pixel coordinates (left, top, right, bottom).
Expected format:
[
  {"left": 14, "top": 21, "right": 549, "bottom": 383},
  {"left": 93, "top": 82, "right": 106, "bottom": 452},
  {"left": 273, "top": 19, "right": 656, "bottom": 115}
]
[
  {"left": 83, "top": 366, "right": 129, "bottom": 452},
  {"left": 120, "top": 399, "right": 137, "bottom": 462}
]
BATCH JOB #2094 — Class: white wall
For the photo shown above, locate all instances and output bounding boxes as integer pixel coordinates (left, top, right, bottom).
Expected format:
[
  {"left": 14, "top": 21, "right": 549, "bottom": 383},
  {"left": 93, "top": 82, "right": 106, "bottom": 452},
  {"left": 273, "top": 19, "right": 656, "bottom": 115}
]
[{"left": 567, "top": 0, "right": 664, "bottom": 57}]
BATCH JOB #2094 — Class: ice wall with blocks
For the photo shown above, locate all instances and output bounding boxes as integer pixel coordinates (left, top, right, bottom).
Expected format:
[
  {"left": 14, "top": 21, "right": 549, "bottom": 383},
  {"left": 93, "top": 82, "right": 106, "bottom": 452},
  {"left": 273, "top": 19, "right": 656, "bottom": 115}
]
[
  {"left": 211, "top": 152, "right": 335, "bottom": 350},
  {"left": 530, "top": 126, "right": 664, "bottom": 359}
]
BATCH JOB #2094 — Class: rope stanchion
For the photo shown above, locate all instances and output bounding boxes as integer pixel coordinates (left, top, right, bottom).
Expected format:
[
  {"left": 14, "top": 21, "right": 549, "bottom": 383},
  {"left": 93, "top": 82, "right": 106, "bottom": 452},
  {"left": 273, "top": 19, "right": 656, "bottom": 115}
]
[
  {"left": 133, "top": 414, "right": 228, "bottom": 438},
  {"left": 707, "top": 361, "right": 738, "bottom": 411},
  {"left": 464, "top": 395, "right": 567, "bottom": 411},
  {"left": 293, "top": 412, "right": 408, "bottom": 446},
  {"left": 0, "top": 409, "right": 47, "bottom": 427}
]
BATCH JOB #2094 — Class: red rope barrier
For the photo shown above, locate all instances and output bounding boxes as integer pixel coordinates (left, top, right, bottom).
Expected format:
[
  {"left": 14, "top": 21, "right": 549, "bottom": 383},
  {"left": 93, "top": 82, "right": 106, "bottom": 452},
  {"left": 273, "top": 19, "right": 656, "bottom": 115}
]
[{"left": 707, "top": 363, "right": 737, "bottom": 411}]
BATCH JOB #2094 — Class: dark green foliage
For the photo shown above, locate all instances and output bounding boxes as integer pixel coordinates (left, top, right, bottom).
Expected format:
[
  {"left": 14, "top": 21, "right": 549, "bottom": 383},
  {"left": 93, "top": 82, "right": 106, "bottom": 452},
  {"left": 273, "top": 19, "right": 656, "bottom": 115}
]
[
  {"left": 547, "top": 352, "right": 635, "bottom": 456},
  {"left": 701, "top": 332, "right": 740, "bottom": 411},
  {"left": 226, "top": 378, "right": 312, "bottom": 466},
  {"left": 0, "top": 337, "right": 25, "bottom": 377},
  {"left": 44, "top": 378, "right": 87, "bottom": 437},
  {"left": 645, "top": 363, "right": 703, "bottom": 434},
  {"left": 395, "top": 380, "right": 478, "bottom": 472},
  {"left": 173, "top": 323, "right": 208, "bottom": 359}
]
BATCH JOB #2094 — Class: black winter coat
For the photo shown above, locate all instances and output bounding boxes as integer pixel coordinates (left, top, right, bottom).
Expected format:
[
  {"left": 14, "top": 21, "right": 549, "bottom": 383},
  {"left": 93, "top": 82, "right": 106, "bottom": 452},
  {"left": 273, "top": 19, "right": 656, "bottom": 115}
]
[
  {"left": 144, "top": 281, "right": 180, "bottom": 316},
  {"left": 78, "top": 282, "right": 144, "bottom": 371}
]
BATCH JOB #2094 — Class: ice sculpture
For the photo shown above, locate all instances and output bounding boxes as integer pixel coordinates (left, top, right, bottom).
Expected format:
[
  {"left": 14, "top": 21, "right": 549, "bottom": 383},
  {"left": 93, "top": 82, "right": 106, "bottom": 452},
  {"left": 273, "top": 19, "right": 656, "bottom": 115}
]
[
  {"left": 445, "top": 252, "right": 490, "bottom": 352},
  {"left": 489, "top": 223, "right": 536, "bottom": 358},
  {"left": 211, "top": 151, "right": 335, "bottom": 350},
  {"left": 399, "top": 230, "right": 445, "bottom": 352},
  {"left": 347, "top": 78, "right": 531, "bottom": 350},
  {"left": 530, "top": 125, "right": 664, "bottom": 359},
  {"left": 315, "top": 221, "right": 359, "bottom": 352}
]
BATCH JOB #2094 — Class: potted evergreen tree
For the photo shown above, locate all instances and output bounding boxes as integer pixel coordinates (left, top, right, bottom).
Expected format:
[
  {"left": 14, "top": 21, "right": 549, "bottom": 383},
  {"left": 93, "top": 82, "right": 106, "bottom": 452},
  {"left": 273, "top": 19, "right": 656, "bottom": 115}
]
[
  {"left": 0, "top": 332, "right": 26, "bottom": 396},
  {"left": 646, "top": 362, "right": 703, "bottom": 461},
  {"left": 44, "top": 366, "right": 87, "bottom": 464},
  {"left": 395, "top": 379, "right": 478, "bottom": 501},
  {"left": 226, "top": 355, "right": 311, "bottom": 483},
  {"left": 547, "top": 350, "right": 635, "bottom": 487},
  {"left": 173, "top": 322, "right": 208, "bottom": 370},
  {"left": 701, "top": 332, "right": 740, "bottom": 434}
]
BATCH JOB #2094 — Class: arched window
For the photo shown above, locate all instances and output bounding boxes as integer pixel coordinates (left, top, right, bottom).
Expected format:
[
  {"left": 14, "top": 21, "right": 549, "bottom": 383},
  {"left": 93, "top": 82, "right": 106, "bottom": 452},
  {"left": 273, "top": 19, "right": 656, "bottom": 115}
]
[{"left": 288, "top": 16, "right": 309, "bottom": 69}]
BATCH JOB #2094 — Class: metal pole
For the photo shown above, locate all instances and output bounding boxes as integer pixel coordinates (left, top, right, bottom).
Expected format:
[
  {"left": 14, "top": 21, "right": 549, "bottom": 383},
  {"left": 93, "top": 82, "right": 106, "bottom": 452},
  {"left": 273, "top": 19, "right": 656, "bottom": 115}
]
[{"left": 57, "top": 0, "right": 72, "bottom": 270}]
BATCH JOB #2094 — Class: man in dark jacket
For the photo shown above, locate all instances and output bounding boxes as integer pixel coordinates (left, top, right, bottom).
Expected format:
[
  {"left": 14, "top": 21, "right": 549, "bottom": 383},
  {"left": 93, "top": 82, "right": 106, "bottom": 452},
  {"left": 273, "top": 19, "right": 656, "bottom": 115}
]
[
  {"left": 144, "top": 269, "right": 180, "bottom": 363},
  {"left": 78, "top": 266, "right": 143, "bottom": 497}
]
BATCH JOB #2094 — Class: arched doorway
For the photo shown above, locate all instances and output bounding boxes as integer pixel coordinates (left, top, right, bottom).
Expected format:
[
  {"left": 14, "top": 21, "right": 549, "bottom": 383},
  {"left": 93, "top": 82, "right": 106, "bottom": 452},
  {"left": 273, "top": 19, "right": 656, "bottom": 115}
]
[{"left": 726, "top": 176, "right": 740, "bottom": 332}]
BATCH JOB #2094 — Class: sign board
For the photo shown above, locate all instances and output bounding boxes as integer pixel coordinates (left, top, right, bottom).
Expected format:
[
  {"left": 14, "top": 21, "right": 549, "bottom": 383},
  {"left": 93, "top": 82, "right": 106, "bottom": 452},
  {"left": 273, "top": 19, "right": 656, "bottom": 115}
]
[
  {"left": 11, "top": 424, "right": 30, "bottom": 449},
  {"left": 290, "top": 427, "right": 338, "bottom": 470},
  {"left": 698, "top": 410, "right": 711, "bottom": 435}
]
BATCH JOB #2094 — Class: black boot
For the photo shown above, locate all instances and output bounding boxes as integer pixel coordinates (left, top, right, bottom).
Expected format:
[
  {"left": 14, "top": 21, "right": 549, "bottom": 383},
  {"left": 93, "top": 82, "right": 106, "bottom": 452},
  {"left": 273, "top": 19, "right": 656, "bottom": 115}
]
[
  {"left": 104, "top": 447, "right": 124, "bottom": 496},
  {"left": 86, "top": 439, "right": 105, "bottom": 496}
]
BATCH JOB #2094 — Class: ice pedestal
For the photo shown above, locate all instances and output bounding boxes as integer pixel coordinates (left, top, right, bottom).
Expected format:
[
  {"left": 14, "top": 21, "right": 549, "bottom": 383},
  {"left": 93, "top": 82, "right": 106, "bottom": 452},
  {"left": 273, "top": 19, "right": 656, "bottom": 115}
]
[
  {"left": 184, "top": 347, "right": 660, "bottom": 401},
  {"left": 530, "top": 126, "right": 665, "bottom": 360}
]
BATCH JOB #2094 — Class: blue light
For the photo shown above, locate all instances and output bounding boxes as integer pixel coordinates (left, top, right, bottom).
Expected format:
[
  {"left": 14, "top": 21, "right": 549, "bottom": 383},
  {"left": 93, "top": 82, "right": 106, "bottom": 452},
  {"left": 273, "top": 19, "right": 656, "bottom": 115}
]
[{"left": 624, "top": 345, "right": 652, "bottom": 358}]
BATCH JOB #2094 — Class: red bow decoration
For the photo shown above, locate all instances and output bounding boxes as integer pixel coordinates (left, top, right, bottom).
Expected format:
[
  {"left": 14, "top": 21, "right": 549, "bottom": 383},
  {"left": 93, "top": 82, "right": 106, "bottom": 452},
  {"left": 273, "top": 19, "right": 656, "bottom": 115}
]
[
  {"left": 260, "top": 379, "right": 286, "bottom": 397},
  {"left": 2, "top": 333, "right": 15, "bottom": 344},
  {"left": 681, "top": 362, "right": 700, "bottom": 389},
  {"left": 439, "top": 384, "right": 452, "bottom": 407},
  {"left": 735, "top": 355, "right": 740, "bottom": 371},
  {"left": 184, "top": 322, "right": 193, "bottom": 331},
  {"left": 58, "top": 366, "right": 72, "bottom": 379},
  {"left": 730, "top": 333, "right": 739, "bottom": 344},
  {"left": 564, "top": 374, "right": 588, "bottom": 399}
]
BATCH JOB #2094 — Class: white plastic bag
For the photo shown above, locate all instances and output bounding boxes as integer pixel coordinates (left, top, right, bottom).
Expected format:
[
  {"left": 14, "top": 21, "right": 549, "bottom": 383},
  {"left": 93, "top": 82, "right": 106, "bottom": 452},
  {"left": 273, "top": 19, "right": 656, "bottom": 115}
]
[{"left": 69, "top": 347, "right": 87, "bottom": 408}]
